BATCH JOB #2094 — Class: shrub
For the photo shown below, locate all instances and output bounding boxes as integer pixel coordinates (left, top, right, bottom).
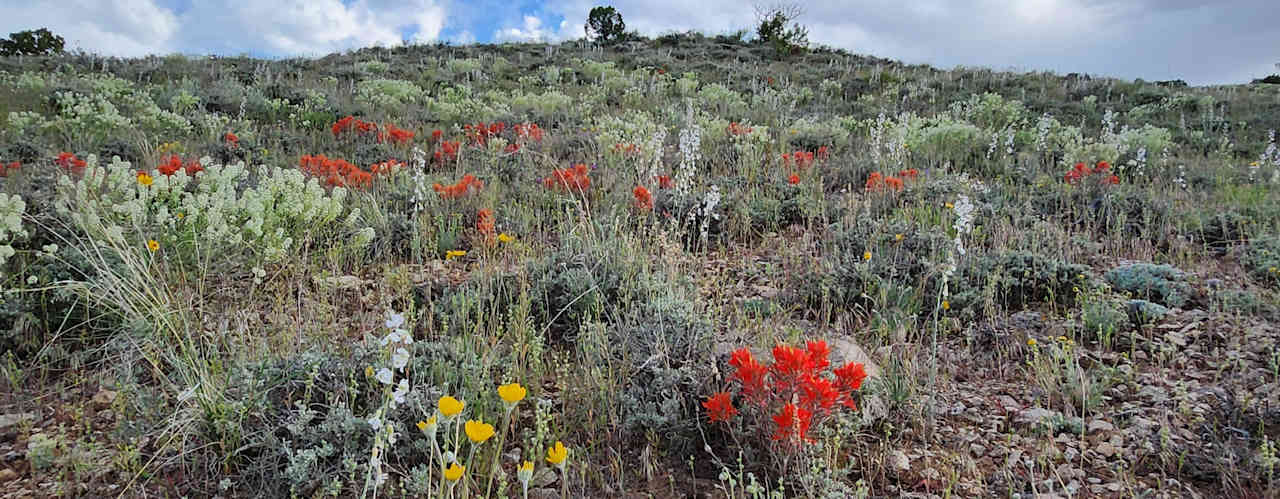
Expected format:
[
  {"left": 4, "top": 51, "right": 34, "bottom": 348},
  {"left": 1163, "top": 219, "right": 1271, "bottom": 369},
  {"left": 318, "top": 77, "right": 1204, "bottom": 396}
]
[
  {"left": 948, "top": 251, "right": 1093, "bottom": 316},
  {"left": 1243, "top": 234, "right": 1280, "bottom": 289},
  {"left": 1105, "top": 263, "right": 1192, "bottom": 308}
]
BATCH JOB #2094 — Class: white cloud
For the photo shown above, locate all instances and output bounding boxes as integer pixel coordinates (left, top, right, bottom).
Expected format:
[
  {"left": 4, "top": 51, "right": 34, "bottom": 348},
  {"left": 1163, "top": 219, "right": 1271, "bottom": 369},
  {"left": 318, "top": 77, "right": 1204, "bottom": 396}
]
[
  {"left": 176, "top": 0, "right": 446, "bottom": 56},
  {"left": 0, "top": 0, "right": 179, "bottom": 56},
  {"left": 494, "top": 15, "right": 581, "bottom": 43}
]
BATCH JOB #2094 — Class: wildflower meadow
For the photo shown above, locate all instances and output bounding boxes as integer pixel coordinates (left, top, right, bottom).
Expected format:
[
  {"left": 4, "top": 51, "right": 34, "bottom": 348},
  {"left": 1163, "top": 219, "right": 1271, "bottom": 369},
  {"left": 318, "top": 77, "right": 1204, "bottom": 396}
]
[{"left": 1, "top": 27, "right": 1280, "bottom": 499}]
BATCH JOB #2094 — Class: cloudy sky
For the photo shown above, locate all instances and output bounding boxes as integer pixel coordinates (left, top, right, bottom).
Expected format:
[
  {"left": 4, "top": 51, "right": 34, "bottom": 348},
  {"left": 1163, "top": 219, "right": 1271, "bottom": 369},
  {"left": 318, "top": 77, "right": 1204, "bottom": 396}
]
[{"left": 1, "top": 0, "right": 1275, "bottom": 85}]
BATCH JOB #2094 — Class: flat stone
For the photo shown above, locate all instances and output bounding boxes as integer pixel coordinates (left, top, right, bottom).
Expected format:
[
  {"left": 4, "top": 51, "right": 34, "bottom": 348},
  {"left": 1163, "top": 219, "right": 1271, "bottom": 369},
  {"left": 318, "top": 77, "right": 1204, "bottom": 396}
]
[
  {"left": 1096, "top": 442, "right": 1118, "bottom": 458},
  {"left": 1015, "top": 407, "right": 1059, "bottom": 426},
  {"left": 0, "top": 413, "right": 35, "bottom": 430},
  {"left": 970, "top": 443, "right": 986, "bottom": 457},
  {"left": 1087, "top": 419, "right": 1114, "bottom": 434},
  {"left": 0, "top": 468, "right": 16, "bottom": 482},
  {"left": 889, "top": 450, "right": 910, "bottom": 472}
]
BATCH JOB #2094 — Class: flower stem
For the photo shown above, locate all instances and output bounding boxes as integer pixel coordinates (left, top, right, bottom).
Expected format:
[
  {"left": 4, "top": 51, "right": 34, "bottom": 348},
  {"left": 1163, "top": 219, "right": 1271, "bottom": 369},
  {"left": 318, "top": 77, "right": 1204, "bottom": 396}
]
[{"left": 484, "top": 410, "right": 512, "bottom": 498}]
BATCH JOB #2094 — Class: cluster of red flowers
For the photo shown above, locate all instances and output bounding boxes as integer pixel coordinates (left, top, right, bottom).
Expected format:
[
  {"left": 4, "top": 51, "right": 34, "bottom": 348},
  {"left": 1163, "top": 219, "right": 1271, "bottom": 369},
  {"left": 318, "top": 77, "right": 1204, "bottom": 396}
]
[
  {"left": 633, "top": 185, "right": 653, "bottom": 210},
  {"left": 476, "top": 208, "right": 496, "bottom": 243},
  {"left": 727, "top": 122, "right": 753, "bottom": 136},
  {"left": 157, "top": 155, "right": 205, "bottom": 177},
  {"left": 434, "top": 141, "right": 461, "bottom": 164},
  {"left": 299, "top": 154, "right": 373, "bottom": 188},
  {"left": 433, "top": 174, "right": 484, "bottom": 199},
  {"left": 368, "top": 159, "right": 405, "bottom": 175},
  {"left": 381, "top": 124, "right": 415, "bottom": 145},
  {"left": 781, "top": 146, "right": 828, "bottom": 170},
  {"left": 224, "top": 132, "right": 239, "bottom": 149},
  {"left": 464, "top": 122, "right": 505, "bottom": 146},
  {"left": 543, "top": 164, "right": 592, "bottom": 192},
  {"left": 55, "top": 152, "right": 87, "bottom": 174},
  {"left": 612, "top": 143, "right": 640, "bottom": 156},
  {"left": 865, "top": 169, "right": 921, "bottom": 192},
  {"left": 513, "top": 123, "right": 544, "bottom": 142},
  {"left": 0, "top": 160, "right": 20, "bottom": 177},
  {"left": 1064, "top": 161, "right": 1119, "bottom": 185},
  {"left": 704, "top": 341, "right": 867, "bottom": 444},
  {"left": 331, "top": 115, "right": 378, "bottom": 138},
  {"left": 656, "top": 175, "right": 673, "bottom": 189}
]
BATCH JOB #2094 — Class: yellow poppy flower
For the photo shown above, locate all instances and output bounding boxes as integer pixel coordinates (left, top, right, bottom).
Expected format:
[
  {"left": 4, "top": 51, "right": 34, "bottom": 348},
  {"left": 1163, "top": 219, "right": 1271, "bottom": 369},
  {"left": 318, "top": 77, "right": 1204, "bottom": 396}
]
[
  {"left": 941, "top": 300, "right": 950, "bottom": 310},
  {"left": 1027, "top": 338, "right": 1038, "bottom": 347},
  {"left": 438, "top": 396, "right": 464, "bottom": 417},
  {"left": 862, "top": 251, "right": 872, "bottom": 261},
  {"left": 445, "top": 250, "right": 466, "bottom": 260},
  {"left": 498, "top": 233, "right": 514, "bottom": 243},
  {"left": 464, "top": 419, "right": 495, "bottom": 443},
  {"left": 517, "top": 460, "right": 534, "bottom": 483},
  {"left": 498, "top": 383, "right": 526, "bottom": 405},
  {"left": 894, "top": 233, "right": 904, "bottom": 242},
  {"left": 137, "top": 172, "right": 153, "bottom": 186},
  {"left": 147, "top": 239, "right": 160, "bottom": 252},
  {"left": 443, "top": 462, "right": 464, "bottom": 481},
  {"left": 546, "top": 441, "right": 567, "bottom": 466}
]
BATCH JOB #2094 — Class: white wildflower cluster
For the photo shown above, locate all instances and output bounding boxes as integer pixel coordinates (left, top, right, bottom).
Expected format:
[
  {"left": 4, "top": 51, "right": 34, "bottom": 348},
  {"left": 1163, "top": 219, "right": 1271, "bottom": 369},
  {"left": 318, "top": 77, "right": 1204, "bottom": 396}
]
[
  {"left": 1174, "top": 164, "right": 1187, "bottom": 190},
  {"left": 1101, "top": 108, "right": 1117, "bottom": 142},
  {"left": 674, "top": 121, "right": 702, "bottom": 198},
  {"left": 869, "top": 112, "right": 889, "bottom": 165},
  {"left": 1129, "top": 147, "right": 1148, "bottom": 180},
  {"left": 695, "top": 184, "right": 721, "bottom": 243},
  {"left": 56, "top": 155, "right": 370, "bottom": 265},
  {"left": 1261, "top": 130, "right": 1280, "bottom": 183},
  {"left": 409, "top": 147, "right": 431, "bottom": 214},
  {"left": 985, "top": 130, "right": 999, "bottom": 160},
  {"left": 1004, "top": 126, "right": 1016, "bottom": 157},
  {"left": 1035, "top": 113, "right": 1054, "bottom": 152},
  {"left": 952, "top": 194, "right": 975, "bottom": 257},
  {"left": 644, "top": 128, "right": 667, "bottom": 188},
  {"left": 366, "top": 311, "right": 415, "bottom": 487},
  {"left": 0, "top": 193, "right": 27, "bottom": 267}
]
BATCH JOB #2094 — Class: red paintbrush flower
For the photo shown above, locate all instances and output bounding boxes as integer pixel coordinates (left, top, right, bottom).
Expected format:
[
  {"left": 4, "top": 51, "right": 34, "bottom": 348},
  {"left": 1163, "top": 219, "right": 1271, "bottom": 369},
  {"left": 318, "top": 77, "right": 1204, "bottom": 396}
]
[{"left": 702, "top": 392, "right": 737, "bottom": 423}]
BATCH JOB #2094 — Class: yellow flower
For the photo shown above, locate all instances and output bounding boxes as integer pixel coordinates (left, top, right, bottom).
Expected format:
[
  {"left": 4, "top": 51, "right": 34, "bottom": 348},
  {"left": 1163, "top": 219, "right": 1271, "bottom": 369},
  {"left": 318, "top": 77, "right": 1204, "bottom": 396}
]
[
  {"left": 1270, "top": 266, "right": 1277, "bottom": 274},
  {"left": 941, "top": 300, "right": 950, "bottom": 310},
  {"left": 438, "top": 396, "right": 464, "bottom": 417},
  {"left": 137, "top": 172, "right": 153, "bottom": 186},
  {"left": 417, "top": 415, "right": 437, "bottom": 435},
  {"left": 517, "top": 460, "right": 534, "bottom": 483},
  {"left": 945, "top": 202, "right": 954, "bottom": 209},
  {"left": 894, "top": 233, "right": 904, "bottom": 242},
  {"left": 147, "top": 239, "right": 160, "bottom": 252},
  {"left": 546, "top": 441, "right": 568, "bottom": 466},
  {"left": 863, "top": 251, "right": 872, "bottom": 261},
  {"left": 1057, "top": 335, "right": 1068, "bottom": 343},
  {"left": 365, "top": 366, "right": 374, "bottom": 378},
  {"left": 1027, "top": 338, "right": 1038, "bottom": 347},
  {"left": 443, "top": 462, "right": 464, "bottom": 481},
  {"left": 445, "top": 250, "right": 466, "bottom": 260},
  {"left": 498, "top": 383, "right": 527, "bottom": 405},
  {"left": 1251, "top": 161, "right": 1260, "bottom": 166},
  {"left": 176, "top": 212, "right": 184, "bottom": 220},
  {"left": 498, "top": 233, "right": 514, "bottom": 243},
  {"left": 464, "top": 419, "right": 495, "bottom": 443}
]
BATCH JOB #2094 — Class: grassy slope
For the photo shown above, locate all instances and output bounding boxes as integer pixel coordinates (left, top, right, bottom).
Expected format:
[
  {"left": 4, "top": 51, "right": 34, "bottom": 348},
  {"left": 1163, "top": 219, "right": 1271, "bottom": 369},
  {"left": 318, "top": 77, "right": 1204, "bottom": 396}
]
[{"left": 1, "top": 33, "right": 1279, "bottom": 497}]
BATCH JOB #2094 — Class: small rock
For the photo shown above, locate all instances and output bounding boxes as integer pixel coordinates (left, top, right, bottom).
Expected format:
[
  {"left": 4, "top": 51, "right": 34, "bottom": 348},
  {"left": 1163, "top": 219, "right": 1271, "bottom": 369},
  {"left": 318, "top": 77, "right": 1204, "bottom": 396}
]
[
  {"left": 1087, "top": 477, "right": 1101, "bottom": 485},
  {"left": 1106, "top": 482, "right": 1123, "bottom": 492},
  {"left": 1096, "top": 442, "right": 1118, "bottom": 458},
  {"left": 92, "top": 388, "right": 117, "bottom": 409},
  {"left": 531, "top": 468, "right": 557, "bottom": 488},
  {"left": 1015, "top": 407, "right": 1060, "bottom": 426},
  {"left": 889, "top": 450, "right": 910, "bottom": 472},
  {"left": 528, "top": 488, "right": 558, "bottom": 499},
  {"left": 970, "top": 443, "right": 986, "bottom": 457},
  {"left": 1087, "top": 419, "right": 1114, "bottom": 434},
  {"left": 0, "top": 413, "right": 35, "bottom": 430},
  {"left": 0, "top": 468, "right": 16, "bottom": 482}
]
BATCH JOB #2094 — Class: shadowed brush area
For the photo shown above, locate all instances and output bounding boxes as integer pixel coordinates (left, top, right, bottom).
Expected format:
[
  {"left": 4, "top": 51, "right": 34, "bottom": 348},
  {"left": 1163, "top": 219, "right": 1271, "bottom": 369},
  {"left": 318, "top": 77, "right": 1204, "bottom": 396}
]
[{"left": 1, "top": 29, "right": 1280, "bottom": 498}]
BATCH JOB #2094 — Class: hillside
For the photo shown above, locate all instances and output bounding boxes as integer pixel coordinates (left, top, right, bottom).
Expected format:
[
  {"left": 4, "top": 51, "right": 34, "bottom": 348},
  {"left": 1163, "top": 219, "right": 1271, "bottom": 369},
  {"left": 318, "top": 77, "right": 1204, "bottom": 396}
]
[{"left": 2, "top": 33, "right": 1280, "bottom": 497}]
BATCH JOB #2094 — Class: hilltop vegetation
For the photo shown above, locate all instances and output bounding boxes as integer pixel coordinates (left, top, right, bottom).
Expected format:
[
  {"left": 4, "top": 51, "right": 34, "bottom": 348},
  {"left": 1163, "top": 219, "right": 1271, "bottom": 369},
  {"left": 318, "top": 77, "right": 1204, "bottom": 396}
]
[{"left": 1, "top": 30, "right": 1279, "bottom": 497}]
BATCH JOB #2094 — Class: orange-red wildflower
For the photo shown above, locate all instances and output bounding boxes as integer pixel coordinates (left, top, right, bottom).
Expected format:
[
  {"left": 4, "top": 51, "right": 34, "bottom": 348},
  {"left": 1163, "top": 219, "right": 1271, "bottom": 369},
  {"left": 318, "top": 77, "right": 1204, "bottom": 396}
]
[
  {"left": 633, "top": 185, "right": 653, "bottom": 210},
  {"left": 772, "top": 403, "right": 812, "bottom": 442},
  {"left": 702, "top": 392, "right": 737, "bottom": 423},
  {"left": 543, "top": 164, "right": 591, "bottom": 192},
  {"left": 657, "top": 175, "right": 673, "bottom": 189},
  {"left": 433, "top": 174, "right": 484, "bottom": 199},
  {"left": 788, "top": 173, "right": 800, "bottom": 185},
  {"left": 224, "top": 132, "right": 239, "bottom": 148}
]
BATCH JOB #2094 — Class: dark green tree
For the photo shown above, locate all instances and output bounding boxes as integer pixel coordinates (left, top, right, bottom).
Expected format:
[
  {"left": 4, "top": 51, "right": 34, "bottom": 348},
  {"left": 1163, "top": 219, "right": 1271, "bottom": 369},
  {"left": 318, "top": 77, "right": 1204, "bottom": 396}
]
[
  {"left": 0, "top": 28, "right": 66, "bottom": 57},
  {"left": 754, "top": 4, "right": 808, "bottom": 57},
  {"left": 585, "top": 6, "right": 626, "bottom": 45}
]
